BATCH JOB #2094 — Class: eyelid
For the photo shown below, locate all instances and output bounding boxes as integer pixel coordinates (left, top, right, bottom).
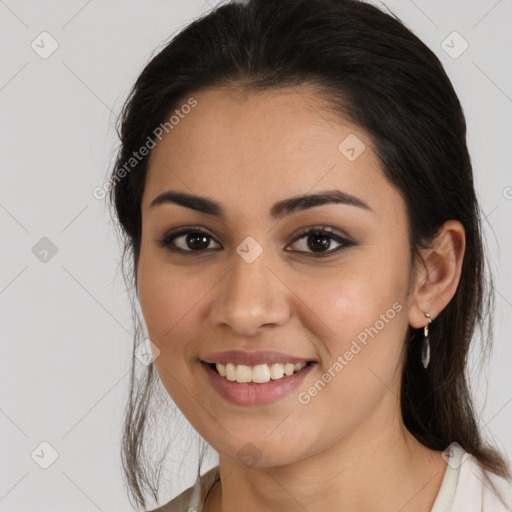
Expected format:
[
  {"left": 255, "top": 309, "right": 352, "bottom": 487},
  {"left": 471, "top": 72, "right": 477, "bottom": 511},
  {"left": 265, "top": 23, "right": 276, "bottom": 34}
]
[
  {"left": 285, "top": 225, "right": 354, "bottom": 257},
  {"left": 157, "top": 224, "right": 355, "bottom": 256},
  {"left": 157, "top": 225, "right": 221, "bottom": 250},
  {"left": 290, "top": 224, "right": 350, "bottom": 242}
]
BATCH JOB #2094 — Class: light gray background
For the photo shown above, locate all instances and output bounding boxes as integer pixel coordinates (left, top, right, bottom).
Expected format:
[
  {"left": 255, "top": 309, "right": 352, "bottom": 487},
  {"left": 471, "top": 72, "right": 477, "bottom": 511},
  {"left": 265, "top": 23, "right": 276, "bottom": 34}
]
[{"left": 1, "top": 0, "right": 511, "bottom": 510}]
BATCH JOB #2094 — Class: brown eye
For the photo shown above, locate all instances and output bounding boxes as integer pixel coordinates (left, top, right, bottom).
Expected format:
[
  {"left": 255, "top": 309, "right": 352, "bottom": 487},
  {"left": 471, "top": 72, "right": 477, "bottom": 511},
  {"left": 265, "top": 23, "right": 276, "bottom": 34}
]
[
  {"left": 158, "top": 228, "right": 221, "bottom": 253},
  {"left": 287, "top": 226, "right": 354, "bottom": 257},
  {"left": 157, "top": 225, "right": 355, "bottom": 258}
]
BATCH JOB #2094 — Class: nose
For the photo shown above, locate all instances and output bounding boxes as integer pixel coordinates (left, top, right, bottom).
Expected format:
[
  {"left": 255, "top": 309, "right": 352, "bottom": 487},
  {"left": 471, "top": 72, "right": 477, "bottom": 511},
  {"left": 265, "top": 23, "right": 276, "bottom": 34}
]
[{"left": 209, "top": 253, "right": 292, "bottom": 336}]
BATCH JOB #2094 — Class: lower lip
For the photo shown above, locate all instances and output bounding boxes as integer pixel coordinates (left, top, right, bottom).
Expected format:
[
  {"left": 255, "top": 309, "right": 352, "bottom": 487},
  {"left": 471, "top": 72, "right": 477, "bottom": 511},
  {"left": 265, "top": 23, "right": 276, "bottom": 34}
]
[{"left": 200, "top": 361, "right": 315, "bottom": 406}]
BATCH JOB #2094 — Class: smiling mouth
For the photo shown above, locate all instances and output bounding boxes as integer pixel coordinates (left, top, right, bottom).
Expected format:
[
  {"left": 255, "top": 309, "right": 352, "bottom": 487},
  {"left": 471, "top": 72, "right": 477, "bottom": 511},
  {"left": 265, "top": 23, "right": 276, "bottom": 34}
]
[{"left": 207, "top": 361, "right": 315, "bottom": 384}]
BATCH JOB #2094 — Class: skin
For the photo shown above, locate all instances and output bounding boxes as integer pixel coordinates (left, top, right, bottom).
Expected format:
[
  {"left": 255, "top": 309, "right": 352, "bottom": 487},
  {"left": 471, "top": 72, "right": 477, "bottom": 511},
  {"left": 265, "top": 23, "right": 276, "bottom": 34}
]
[{"left": 137, "top": 85, "right": 466, "bottom": 512}]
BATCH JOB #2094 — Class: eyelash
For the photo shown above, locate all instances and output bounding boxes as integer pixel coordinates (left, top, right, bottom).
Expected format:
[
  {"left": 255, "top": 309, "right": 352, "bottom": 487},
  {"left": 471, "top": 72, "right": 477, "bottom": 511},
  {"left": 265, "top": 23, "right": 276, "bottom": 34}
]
[{"left": 157, "top": 225, "right": 355, "bottom": 258}]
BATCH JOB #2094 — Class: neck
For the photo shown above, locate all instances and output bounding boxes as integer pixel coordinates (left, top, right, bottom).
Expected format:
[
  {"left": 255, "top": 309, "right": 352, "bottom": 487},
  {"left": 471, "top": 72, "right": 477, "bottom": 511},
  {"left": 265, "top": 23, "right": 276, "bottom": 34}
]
[{"left": 204, "top": 401, "right": 447, "bottom": 512}]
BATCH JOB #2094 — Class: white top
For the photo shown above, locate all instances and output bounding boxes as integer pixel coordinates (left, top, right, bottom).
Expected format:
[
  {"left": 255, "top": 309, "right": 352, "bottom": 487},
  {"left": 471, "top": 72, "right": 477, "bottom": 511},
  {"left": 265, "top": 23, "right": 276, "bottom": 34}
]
[{"left": 150, "top": 444, "right": 512, "bottom": 512}]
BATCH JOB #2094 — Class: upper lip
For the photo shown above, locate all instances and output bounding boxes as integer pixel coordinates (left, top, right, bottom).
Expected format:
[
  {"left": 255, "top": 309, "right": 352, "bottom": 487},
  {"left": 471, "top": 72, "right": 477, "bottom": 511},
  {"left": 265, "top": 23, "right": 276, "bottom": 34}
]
[{"left": 201, "top": 350, "right": 316, "bottom": 366}]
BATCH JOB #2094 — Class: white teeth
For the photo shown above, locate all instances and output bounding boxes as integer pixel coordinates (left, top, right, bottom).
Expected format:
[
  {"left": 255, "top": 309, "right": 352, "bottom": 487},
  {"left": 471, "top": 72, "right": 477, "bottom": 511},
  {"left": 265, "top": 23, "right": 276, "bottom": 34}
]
[
  {"left": 214, "top": 361, "right": 308, "bottom": 383},
  {"left": 284, "top": 363, "right": 295, "bottom": 376},
  {"left": 235, "top": 364, "right": 252, "bottom": 383},
  {"left": 225, "top": 363, "right": 236, "bottom": 381},
  {"left": 269, "top": 363, "right": 284, "bottom": 380},
  {"left": 217, "top": 363, "right": 226, "bottom": 377},
  {"left": 252, "top": 364, "right": 271, "bottom": 383}
]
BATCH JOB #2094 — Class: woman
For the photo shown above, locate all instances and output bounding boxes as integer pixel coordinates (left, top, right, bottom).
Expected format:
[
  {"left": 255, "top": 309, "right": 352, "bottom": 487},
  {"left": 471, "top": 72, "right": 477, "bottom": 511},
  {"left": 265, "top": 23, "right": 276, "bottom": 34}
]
[{"left": 107, "top": 0, "right": 512, "bottom": 510}]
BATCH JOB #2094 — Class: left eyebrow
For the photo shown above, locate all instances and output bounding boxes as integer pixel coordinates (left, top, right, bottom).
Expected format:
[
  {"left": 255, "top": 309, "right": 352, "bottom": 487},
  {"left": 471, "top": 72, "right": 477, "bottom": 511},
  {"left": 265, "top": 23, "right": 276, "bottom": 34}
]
[
  {"left": 270, "top": 189, "right": 374, "bottom": 219},
  {"left": 148, "top": 189, "right": 374, "bottom": 220}
]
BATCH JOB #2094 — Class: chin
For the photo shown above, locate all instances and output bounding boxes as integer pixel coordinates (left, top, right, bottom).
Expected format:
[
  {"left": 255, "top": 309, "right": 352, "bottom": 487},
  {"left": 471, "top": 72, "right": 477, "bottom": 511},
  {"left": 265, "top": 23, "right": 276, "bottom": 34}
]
[{"left": 214, "top": 434, "right": 311, "bottom": 469}]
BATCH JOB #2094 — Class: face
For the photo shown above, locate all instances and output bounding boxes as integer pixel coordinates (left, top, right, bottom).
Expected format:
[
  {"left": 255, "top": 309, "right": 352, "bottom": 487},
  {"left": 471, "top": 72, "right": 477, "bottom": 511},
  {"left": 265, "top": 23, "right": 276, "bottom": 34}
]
[{"left": 137, "top": 86, "right": 417, "bottom": 467}]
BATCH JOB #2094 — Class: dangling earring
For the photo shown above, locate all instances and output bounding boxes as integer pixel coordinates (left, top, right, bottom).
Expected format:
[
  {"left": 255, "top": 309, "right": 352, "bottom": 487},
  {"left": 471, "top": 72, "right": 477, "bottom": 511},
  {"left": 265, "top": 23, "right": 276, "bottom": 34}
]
[{"left": 421, "top": 312, "right": 432, "bottom": 369}]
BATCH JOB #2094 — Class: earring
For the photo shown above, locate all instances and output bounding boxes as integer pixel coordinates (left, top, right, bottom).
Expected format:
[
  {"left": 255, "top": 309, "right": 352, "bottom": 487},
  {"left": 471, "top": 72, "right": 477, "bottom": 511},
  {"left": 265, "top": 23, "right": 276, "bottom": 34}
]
[{"left": 421, "top": 312, "right": 432, "bottom": 369}]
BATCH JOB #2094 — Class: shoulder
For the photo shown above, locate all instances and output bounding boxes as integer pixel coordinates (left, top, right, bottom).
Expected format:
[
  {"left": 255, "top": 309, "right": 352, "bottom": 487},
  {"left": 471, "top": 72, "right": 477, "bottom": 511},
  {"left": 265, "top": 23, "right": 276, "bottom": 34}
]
[
  {"left": 147, "top": 465, "right": 221, "bottom": 512},
  {"left": 452, "top": 454, "right": 512, "bottom": 512}
]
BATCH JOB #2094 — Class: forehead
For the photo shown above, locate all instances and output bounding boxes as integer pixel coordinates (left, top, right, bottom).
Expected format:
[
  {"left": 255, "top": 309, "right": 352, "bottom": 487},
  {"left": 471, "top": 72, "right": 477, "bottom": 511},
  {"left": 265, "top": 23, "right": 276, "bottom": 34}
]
[{"left": 143, "top": 86, "right": 403, "bottom": 220}]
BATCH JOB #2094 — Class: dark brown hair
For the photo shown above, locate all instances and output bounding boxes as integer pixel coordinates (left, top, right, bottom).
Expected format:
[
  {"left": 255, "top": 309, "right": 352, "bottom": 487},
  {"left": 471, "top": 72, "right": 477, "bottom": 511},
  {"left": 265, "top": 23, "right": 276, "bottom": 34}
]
[{"left": 107, "top": 0, "right": 510, "bottom": 508}]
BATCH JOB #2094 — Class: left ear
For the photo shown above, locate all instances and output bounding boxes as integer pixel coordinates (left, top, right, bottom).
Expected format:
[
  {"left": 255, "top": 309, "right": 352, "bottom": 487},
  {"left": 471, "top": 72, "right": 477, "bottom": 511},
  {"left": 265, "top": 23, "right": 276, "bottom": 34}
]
[{"left": 408, "top": 220, "right": 466, "bottom": 329}]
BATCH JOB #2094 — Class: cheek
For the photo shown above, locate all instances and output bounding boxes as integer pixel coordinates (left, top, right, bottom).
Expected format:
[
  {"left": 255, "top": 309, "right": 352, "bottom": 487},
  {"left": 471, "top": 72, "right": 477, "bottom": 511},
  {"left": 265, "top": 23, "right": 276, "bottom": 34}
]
[
  {"left": 290, "top": 271, "right": 407, "bottom": 439},
  {"left": 137, "top": 255, "right": 205, "bottom": 411},
  {"left": 292, "top": 259, "right": 405, "bottom": 347},
  {"left": 137, "top": 252, "right": 202, "bottom": 360},
  {"left": 292, "top": 260, "right": 408, "bottom": 391}
]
